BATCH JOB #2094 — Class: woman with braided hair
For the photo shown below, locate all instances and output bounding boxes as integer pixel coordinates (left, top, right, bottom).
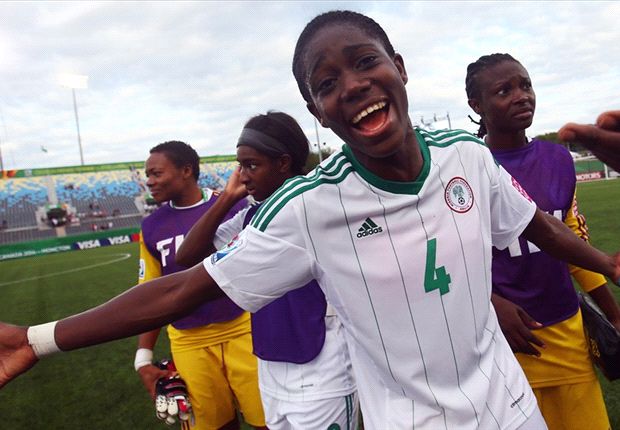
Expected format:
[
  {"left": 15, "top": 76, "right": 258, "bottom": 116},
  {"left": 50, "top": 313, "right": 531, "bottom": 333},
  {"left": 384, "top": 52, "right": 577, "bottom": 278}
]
[
  {"left": 466, "top": 53, "right": 620, "bottom": 430},
  {"left": 176, "top": 111, "right": 359, "bottom": 430}
]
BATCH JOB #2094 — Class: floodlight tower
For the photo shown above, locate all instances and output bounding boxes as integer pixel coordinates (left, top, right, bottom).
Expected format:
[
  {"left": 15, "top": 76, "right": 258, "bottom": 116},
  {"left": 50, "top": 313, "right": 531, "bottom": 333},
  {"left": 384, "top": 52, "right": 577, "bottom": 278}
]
[
  {"left": 0, "top": 107, "right": 4, "bottom": 172},
  {"left": 419, "top": 112, "right": 452, "bottom": 130},
  {"left": 433, "top": 112, "right": 452, "bottom": 130},
  {"left": 313, "top": 117, "right": 323, "bottom": 162},
  {"left": 59, "top": 74, "right": 89, "bottom": 166}
]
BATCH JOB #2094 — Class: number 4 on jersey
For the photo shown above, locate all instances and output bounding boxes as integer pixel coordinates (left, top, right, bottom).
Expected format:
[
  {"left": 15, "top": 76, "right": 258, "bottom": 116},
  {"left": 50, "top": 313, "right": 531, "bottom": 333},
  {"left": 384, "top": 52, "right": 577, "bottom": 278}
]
[{"left": 424, "top": 238, "right": 451, "bottom": 295}]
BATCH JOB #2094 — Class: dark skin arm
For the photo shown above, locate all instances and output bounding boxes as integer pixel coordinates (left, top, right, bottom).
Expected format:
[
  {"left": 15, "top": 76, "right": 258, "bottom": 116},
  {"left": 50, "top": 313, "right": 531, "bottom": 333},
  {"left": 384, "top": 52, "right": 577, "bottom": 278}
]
[
  {"left": 1, "top": 207, "right": 619, "bottom": 389},
  {"left": 58, "top": 264, "right": 223, "bottom": 349},
  {"left": 558, "top": 110, "right": 620, "bottom": 172},
  {"left": 523, "top": 209, "right": 620, "bottom": 283},
  {"left": 176, "top": 167, "right": 247, "bottom": 267},
  {"left": 136, "top": 329, "right": 171, "bottom": 399},
  {"left": 588, "top": 284, "right": 620, "bottom": 332},
  {"left": 493, "top": 209, "right": 620, "bottom": 356},
  {"left": 495, "top": 199, "right": 620, "bottom": 356},
  {"left": 0, "top": 263, "right": 223, "bottom": 388}
]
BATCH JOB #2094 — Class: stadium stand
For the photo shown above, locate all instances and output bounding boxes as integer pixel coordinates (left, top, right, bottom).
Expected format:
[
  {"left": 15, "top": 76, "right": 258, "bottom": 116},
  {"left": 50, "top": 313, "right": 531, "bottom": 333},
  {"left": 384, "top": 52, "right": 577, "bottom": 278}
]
[
  {"left": 0, "top": 177, "right": 48, "bottom": 230},
  {"left": 0, "top": 158, "right": 237, "bottom": 247}
]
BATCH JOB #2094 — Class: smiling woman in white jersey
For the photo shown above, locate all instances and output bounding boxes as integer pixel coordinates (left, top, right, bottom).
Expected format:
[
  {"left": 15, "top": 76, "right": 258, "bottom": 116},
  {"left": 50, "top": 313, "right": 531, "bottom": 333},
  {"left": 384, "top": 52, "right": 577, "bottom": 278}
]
[{"left": 2, "top": 10, "right": 620, "bottom": 430}]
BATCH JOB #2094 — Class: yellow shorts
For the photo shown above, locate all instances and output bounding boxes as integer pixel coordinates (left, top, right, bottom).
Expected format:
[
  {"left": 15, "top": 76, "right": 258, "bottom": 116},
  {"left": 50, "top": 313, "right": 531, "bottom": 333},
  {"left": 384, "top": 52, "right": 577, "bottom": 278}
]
[
  {"left": 170, "top": 315, "right": 265, "bottom": 430},
  {"left": 516, "top": 310, "right": 596, "bottom": 387},
  {"left": 533, "top": 381, "right": 610, "bottom": 430},
  {"left": 516, "top": 310, "right": 610, "bottom": 430}
]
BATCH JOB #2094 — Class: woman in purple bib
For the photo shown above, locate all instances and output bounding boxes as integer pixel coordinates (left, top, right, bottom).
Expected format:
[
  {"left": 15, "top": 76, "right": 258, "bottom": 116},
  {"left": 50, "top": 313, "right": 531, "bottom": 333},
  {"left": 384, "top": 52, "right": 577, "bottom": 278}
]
[
  {"left": 466, "top": 53, "right": 620, "bottom": 430},
  {"left": 176, "top": 111, "right": 358, "bottom": 430}
]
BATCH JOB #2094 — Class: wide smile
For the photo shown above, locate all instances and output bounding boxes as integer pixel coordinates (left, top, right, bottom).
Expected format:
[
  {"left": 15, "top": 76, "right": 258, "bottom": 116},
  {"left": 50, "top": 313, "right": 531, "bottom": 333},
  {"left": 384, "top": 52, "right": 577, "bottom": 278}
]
[{"left": 350, "top": 101, "right": 389, "bottom": 135}]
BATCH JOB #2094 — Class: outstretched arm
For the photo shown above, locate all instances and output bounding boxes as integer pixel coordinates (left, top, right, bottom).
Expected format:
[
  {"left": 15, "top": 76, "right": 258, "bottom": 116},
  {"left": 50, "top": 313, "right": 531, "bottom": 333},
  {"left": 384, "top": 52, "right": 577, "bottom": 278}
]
[
  {"left": 563, "top": 193, "right": 620, "bottom": 332},
  {"left": 0, "top": 263, "right": 223, "bottom": 388},
  {"left": 523, "top": 209, "right": 620, "bottom": 285},
  {"left": 176, "top": 167, "right": 247, "bottom": 267},
  {"left": 558, "top": 110, "right": 620, "bottom": 172}
]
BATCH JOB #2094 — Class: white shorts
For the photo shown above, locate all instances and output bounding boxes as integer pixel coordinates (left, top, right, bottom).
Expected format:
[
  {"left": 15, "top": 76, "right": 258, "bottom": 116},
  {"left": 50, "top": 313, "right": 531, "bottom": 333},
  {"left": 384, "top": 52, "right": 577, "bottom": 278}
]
[
  {"left": 257, "top": 314, "right": 359, "bottom": 429},
  {"left": 261, "top": 391, "right": 359, "bottom": 430}
]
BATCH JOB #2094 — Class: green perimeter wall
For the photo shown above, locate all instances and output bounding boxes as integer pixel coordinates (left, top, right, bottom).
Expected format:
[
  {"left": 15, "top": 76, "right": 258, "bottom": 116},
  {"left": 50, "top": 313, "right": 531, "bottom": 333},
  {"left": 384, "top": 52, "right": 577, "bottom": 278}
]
[
  {"left": 0, "top": 155, "right": 238, "bottom": 259},
  {"left": 1, "top": 154, "right": 236, "bottom": 179},
  {"left": 0, "top": 227, "right": 140, "bottom": 261},
  {"left": 574, "top": 159, "right": 606, "bottom": 174}
]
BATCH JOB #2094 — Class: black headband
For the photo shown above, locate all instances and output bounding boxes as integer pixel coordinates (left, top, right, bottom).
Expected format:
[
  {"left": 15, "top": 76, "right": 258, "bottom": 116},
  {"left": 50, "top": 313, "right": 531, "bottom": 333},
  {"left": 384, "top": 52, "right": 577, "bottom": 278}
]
[{"left": 236, "top": 128, "right": 289, "bottom": 155}]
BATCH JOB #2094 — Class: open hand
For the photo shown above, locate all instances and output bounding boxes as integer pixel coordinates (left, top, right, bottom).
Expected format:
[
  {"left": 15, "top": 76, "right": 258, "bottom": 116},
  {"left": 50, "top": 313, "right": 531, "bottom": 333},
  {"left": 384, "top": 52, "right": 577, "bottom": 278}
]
[
  {"left": 223, "top": 166, "right": 249, "bottom": 201},
  {"left": 492, "top": 294, "right": 546, "bottom": 356},
  {"left": 0, "top": 323, "right": 38, "bottom": 389}
]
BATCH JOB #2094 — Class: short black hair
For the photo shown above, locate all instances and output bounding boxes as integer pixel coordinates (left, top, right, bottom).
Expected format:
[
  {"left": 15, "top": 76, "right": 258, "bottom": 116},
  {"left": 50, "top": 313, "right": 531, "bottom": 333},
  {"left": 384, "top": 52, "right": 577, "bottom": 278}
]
[
  {"left": 465, "top": 53, "right": 520, "bottom": 138},
  {"left": 292, "top": 10, "right": 395, "bottom": 103},
  {"left": 243, "top": 111, "right": 310, "bottom": 175},
  {"left": 149, "top": 141, "right": 200, "bottom": 181}
]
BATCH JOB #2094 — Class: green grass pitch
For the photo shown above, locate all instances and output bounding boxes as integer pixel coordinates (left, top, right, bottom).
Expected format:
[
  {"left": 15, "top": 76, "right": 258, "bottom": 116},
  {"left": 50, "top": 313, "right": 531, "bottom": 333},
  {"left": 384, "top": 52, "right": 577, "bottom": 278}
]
[{"left": 0, "top": 179, "right": 618, "bottom": 429}]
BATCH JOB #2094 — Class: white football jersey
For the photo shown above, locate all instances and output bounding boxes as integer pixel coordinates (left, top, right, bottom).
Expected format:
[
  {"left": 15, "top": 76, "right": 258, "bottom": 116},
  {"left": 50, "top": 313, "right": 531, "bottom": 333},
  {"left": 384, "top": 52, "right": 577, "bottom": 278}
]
[
  {"left": 205, "top": 129, "right": 538, "bottom": 429},
  {"left": 213, "top": 206, "right": 357, "bottom": 402}
]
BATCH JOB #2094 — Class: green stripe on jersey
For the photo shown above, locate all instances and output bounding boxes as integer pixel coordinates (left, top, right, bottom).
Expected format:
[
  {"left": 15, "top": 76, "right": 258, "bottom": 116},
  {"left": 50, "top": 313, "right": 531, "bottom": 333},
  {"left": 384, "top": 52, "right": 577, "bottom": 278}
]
[
  {"left": 341, "top": 128, "right": 431, "bottom": 195},
  {"left": 251, "top": 128, "right": 483, "bottom": 231},
  {"left": 418, "top": 128, "right": 502, "bottom": 167},
  {"left": 419, "top": 128, "right": 484, "bottom": 147},
  {"left": 251, "top": 152, "right": 354, "bottom": 231}
]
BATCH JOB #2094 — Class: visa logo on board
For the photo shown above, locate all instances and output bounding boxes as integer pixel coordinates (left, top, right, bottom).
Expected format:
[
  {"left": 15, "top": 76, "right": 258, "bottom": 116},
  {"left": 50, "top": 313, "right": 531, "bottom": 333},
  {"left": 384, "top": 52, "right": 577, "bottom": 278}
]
[
  {"left": 108, "top": 235, "right": 131, "bottom": 245},
  {"left": 76, "top": 239, "right": 102, "bottom": 249}
]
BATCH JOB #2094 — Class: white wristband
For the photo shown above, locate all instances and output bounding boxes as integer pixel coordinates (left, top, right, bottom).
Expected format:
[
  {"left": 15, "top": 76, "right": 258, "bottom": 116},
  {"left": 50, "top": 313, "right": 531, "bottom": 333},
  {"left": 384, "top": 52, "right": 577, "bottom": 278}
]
[
  {"left": 134, "top": 348, "right": 153, "bottom": 371},
  {"left": 27, "top": 321, "right": 61, "bottom": 358}
]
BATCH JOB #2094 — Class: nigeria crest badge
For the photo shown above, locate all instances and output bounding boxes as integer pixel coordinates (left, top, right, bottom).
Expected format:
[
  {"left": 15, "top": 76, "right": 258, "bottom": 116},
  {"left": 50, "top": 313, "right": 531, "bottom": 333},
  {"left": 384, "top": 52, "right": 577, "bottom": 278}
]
[{"left": 445, "top": 177, "right": 474, "bottom": 213}]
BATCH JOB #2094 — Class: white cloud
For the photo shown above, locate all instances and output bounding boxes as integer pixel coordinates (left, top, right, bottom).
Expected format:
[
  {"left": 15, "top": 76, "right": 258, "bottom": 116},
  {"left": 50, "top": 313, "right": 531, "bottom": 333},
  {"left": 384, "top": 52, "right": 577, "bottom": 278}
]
[{"left": 0, "top": 1, "right": 618, "bottom": 169}]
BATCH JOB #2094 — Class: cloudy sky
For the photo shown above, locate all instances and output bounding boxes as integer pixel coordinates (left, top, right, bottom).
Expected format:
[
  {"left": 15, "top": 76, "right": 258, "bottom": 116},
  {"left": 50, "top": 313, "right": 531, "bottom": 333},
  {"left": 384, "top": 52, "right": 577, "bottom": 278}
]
[{"left": 0, "top": 1, "right": 618, "bottom": 170}]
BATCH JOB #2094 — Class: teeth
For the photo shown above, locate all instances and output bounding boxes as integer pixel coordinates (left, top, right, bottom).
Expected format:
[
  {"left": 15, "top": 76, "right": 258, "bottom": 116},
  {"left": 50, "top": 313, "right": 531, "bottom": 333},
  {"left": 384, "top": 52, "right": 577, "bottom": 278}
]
[{"left": 352, "top": 102, "right": 387, "bottom": 124}]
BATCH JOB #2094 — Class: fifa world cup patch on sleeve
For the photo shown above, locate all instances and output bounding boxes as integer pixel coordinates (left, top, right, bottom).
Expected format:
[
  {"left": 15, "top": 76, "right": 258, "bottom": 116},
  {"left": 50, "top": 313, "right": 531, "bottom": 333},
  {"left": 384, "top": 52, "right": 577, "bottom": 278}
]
[
  {"left": 138, "top": 259, "right": 145, "bottom": 279},
  {"left": 511, "top": 177, "right": 533, "bottom": 202},
  {"left": 211, "top": 234, "right": 246, "bottom": 264},
  {"left": 445, "top": 177, "right": 474, "bottom": 213}
]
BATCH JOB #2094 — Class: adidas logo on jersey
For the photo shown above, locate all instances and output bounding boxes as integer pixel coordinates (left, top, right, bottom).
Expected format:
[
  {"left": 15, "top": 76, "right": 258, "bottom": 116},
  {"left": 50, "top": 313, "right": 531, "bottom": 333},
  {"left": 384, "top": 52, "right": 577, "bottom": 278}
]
[{"left": 357, "top": 218, "right": 383, "bottom": 238}]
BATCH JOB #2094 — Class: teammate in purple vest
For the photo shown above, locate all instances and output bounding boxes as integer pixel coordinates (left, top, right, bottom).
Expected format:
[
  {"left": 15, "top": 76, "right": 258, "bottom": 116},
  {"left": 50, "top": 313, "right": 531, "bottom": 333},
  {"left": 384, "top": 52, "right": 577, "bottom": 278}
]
[
  {"left": 134, "top": 141, "right": 266, "bottom": 430},
  {"left": 176, "top": 111, "right": 358, "bottom": 430},
  {"left": 2, "top": 10, "right": 620, "bottom": 430},
  {"left": 466, "top": 53, "right": 620, "bottom": 430}
]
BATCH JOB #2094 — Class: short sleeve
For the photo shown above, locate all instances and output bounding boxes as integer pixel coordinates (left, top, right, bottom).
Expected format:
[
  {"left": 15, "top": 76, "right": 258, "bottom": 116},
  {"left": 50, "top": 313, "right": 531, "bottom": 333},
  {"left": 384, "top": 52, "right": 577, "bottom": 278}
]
[
  {"left": 213, "top": 206, "right": 249, "bottom": 249},
  {"left": 204, "top": 225, "right": 315, "bottom": 313},
  {"left": 489, "top": 160, "right": 537, "bottom": 250},
  {"left": 565, "top": 192, "right": 607, "bottom": 291},
  {"left": 138, "top": 231, "right": 162, "bottom": 283}
]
